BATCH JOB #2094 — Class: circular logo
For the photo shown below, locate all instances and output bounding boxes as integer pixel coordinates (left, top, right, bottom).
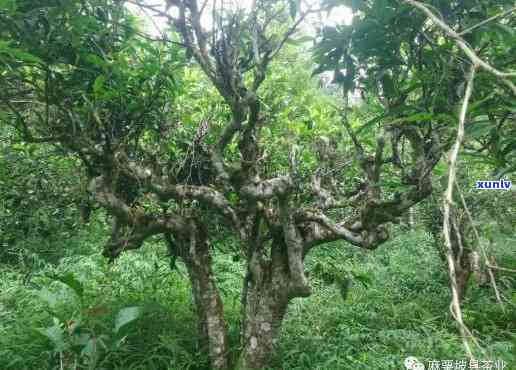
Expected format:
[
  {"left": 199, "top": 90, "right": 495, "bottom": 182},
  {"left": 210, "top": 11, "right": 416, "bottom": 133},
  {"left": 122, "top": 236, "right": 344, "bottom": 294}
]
[{"left": 404, "top": 357, "right": 425, "bottom": 370}]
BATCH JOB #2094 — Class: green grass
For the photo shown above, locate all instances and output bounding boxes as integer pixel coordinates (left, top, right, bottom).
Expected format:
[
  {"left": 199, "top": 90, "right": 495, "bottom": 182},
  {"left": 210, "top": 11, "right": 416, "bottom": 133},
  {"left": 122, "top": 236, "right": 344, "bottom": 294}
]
[
  {"left": 278, "top": 231, "right": 515, "bottom": 369},
  {"left": 0, "top": 229, "right": 514, "bottom": 369}
]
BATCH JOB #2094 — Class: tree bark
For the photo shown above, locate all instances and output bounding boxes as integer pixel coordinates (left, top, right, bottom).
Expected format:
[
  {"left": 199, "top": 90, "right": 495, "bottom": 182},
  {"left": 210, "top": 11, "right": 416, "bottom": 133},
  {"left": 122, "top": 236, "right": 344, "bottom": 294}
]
[
  {"left": 237, "top": 241, "right": 295, "bottom": 369},
  {"left": 239, "top": 281, "right": 289, "bottom": 369},
  {"left": 455, "top": 250, "right": 473, "bottom": 302},
  {"left": 186, "top": 263, "right": 229, "bottom": 369},
  {"left": 176, "top": 229, "right": 230, "bottom": 370}
]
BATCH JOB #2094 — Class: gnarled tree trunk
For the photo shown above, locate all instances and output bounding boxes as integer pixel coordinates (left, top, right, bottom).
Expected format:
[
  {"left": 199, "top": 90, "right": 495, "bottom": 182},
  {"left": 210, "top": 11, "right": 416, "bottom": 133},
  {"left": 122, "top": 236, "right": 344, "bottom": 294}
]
[
  {"left": 237, "top": 239, "right": 305, "bottom": 369},
  {"left": 173, "top": 228, "right": 230, "bottom": 370},
  {"left": 240, "top": 279, "right": 289, "bottom": 369}
]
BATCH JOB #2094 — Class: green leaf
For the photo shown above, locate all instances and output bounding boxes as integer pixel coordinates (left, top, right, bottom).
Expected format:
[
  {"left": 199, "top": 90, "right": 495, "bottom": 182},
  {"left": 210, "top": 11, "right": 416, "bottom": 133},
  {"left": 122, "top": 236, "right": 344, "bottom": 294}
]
[
  {"left": 375, "top": 179, "right": 409, "bottom": 190},
  {"left": 81, "top": 336, "right": 100, "bottom": 370},
  {"left": 336, "top": 276, "right": 352, "bottom": 302},
  {"left": 492, "top": 23, "right": 515, "bottom": 39},
  {"left": 0, "top": 0, "right": 16, "bottom": 12},
  {"left": 432, "top": 162, "right": 447, "bottom": 176},
  {"left": 93, "top": 75, "right": 107, "bottom": 96},
  {"left": 11, "top": 50, "right": 42, "bottom": 64},
  {"left": 36, "top": 288, "right": 59, "bottom": 308},
  {"left": 500, "top": 138, "right": 516, "bottom": 156},
  {"left": 465, "top": 116, "right": 492, "bottom": 138},
  {"left": 85, "top": 54, "right": 108, "bottom": 68},
  {"left": 114, "top": 306, "right": 141, "bottom": 333},
  {"left": 82, "top": 337, "right": 95, "bottom": 356},
  {"left": 51, "top": 273, "right": 84, "bottom": 299},
  {"left": 355, "top": 114, "right": 385, "bottom": 135},
  {"left": 401, "top": 112, "right": 434, "bottom": 123},
  {"left": 36, "top": 324, "right": 68, "bottom": 352},
  {"left": 0, "top": 41, "right": 42, "bottom": 64},
  {"left": 350, "top": 272, "right": 373, "bottom": 288}
]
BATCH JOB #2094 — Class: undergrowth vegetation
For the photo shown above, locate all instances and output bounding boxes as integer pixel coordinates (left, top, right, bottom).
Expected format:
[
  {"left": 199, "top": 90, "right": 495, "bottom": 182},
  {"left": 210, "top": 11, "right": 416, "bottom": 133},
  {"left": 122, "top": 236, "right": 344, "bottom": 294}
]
[{"left": 1, "top": 221, "right": 514, "bottom": 370}]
